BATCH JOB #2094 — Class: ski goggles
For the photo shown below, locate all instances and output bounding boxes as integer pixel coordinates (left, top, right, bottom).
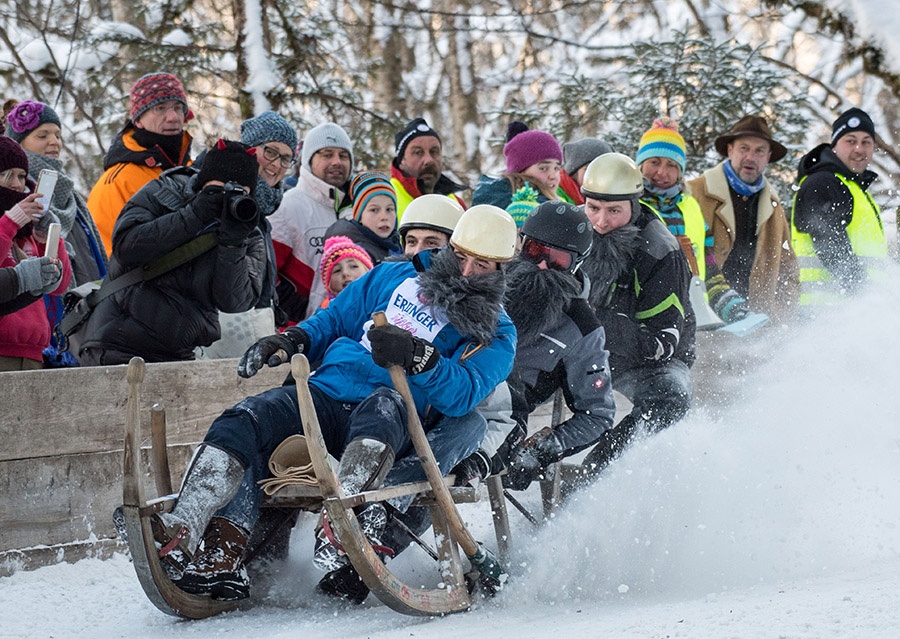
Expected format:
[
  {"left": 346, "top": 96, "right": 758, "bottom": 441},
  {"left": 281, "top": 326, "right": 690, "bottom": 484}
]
[{"left": 520, "top": 237, "right": 576, "bottom": 271}]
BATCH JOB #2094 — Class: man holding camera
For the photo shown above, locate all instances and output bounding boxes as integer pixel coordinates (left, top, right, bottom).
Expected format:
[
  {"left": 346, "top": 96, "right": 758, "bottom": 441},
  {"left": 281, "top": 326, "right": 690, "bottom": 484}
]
[{"left": 78, "top": 140, "right": 266, "bottom": 365}]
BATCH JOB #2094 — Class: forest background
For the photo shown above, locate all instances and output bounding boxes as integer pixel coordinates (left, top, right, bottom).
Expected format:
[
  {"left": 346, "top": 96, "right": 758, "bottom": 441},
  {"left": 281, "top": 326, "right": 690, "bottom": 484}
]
[{"left": 2, "top": 0, "right": 899, "bottom": 217}]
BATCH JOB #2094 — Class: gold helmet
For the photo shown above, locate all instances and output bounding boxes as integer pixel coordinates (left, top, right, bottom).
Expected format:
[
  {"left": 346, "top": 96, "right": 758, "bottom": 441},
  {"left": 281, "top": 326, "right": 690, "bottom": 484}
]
[
  {"left": 581, "top": 152, "right": 643, "bottom": 201},
  {"left": 449, "top": 205, "right": 517, "bottom": 262}
]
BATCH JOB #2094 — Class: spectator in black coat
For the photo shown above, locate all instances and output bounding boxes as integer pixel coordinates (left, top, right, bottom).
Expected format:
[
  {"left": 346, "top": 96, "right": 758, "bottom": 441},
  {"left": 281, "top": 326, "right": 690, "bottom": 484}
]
[{"left": 77, "top": 140, "right": 267, "bottom": 365}]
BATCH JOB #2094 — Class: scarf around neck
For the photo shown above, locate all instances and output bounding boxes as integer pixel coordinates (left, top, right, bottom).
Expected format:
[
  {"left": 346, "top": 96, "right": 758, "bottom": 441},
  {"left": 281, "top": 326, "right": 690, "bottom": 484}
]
[
  {"left": 723, "top": 160, "right": 765, "bottom": 196},
  {"left": 642, "top": 180, "right": 683, "bottom": 214}
]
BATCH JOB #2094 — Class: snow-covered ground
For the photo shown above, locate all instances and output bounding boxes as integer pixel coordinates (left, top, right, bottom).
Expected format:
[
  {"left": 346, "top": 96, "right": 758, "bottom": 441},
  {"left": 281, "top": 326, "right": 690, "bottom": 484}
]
[{"left": 3, "top": 261, "right": 900, "bottom": 638}]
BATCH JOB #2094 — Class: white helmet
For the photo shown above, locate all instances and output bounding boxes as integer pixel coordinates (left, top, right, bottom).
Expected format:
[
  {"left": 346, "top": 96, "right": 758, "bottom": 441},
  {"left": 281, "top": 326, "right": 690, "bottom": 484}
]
[
  {"left": 581, "top": 152, "right": 643, "bottom": 201},
  {"left": 449, "top": 205, "right": 517, "bottom": 262},
  {"left": 399, "top": 194, "right": 464, "bottom": 240}
]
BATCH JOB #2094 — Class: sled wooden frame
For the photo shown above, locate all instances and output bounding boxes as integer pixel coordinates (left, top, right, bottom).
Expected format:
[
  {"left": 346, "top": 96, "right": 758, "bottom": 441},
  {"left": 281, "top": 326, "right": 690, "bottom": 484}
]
[{"left": 122, "top": 356, "right": 511, "bottom": 619}]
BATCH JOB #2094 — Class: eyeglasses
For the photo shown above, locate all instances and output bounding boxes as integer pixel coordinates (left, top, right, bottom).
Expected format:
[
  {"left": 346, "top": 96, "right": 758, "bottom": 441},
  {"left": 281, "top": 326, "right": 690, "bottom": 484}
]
[
  {"left": 520, "top": 237, "right": 576, "bottom": 271},
  {"left": 262, "top": 145, "right": 295, "bottom": 169},
  {"left": 148, "top": 101, "right": 186, "bottom": 116}
]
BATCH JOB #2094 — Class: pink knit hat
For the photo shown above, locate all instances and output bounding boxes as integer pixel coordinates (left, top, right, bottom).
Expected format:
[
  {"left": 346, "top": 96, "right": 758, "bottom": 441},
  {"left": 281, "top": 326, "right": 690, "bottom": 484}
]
[
  {"left": 504, "top": 129, "right": 563, "bottom": 175},
  {"left": 320, "top": 235, "right": 373, "bottom": 297}
]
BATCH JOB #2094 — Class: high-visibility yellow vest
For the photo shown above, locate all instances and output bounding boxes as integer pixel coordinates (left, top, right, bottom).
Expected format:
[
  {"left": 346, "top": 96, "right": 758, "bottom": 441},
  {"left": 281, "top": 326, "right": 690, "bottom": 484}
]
[
  {"left": 644, "top": 195, "right": 707, "bottom": 281},
  {"left": 791, "top": 173, "right": 887, "bottom": 306}
]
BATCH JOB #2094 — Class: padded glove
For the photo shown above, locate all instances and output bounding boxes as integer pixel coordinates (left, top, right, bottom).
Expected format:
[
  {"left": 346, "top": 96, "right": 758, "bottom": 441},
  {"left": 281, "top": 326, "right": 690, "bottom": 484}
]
[
  {"left": 367, "top": 324, "right": 440, "bottom": 375},
  {"left": 191, "top": 186, "right": 227, "bottom": 224},
  {"left": 713, "top": 289, "right": 750, "bottom": 324},
  {"left": 238, "top": 327, "right": 310, "bottom": 378},
  {"left": 14, "top": 256, "right": 60, "bottom": 295},
  {"left": 502, "top": 428, "right": 563, "bottom": 491},
  {"left": 217, "top": 214, "right": 257, "bottom": 247},
  {"left": 451, "top": 449, "right": 493, "bottom": 487}
]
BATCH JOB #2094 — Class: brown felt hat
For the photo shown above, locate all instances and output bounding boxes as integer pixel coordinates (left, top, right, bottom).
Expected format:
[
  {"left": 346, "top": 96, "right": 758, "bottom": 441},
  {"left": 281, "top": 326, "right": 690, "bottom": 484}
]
[{"left": 714, "top": 115, "right": 787, "bottom": 162}]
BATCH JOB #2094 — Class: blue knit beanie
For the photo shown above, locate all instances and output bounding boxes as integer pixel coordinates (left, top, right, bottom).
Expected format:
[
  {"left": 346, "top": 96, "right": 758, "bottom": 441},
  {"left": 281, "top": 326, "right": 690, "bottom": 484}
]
[{"left": 240, "top": 110, "right": 298, "bottom": 154}]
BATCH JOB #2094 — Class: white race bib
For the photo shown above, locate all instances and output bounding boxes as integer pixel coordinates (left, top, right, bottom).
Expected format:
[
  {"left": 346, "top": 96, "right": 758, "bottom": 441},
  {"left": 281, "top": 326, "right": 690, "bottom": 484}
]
[{"left": 360, "top": 277, "right": 448, "bottom": 350}]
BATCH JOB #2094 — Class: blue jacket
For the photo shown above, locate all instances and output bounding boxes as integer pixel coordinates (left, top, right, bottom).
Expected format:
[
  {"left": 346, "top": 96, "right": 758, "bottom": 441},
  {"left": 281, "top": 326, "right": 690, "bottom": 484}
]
[{"left": 300, "top": 250, "right": 517, "bottom": 418}]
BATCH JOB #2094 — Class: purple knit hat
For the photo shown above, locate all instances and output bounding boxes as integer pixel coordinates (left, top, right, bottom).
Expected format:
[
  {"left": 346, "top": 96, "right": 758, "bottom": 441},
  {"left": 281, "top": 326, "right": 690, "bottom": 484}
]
[
  {"left": 5, "top": 100, "right": 62, "bottom": 143},
  {"left": 504, "top": 129, "right": 563, "bottom": 175}
]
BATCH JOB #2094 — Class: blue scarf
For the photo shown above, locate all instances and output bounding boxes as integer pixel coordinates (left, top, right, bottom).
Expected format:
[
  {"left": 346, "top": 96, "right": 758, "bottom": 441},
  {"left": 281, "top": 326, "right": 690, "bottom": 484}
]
[{"left": 723, "top": 161, "right": 765, "bottom": 196}]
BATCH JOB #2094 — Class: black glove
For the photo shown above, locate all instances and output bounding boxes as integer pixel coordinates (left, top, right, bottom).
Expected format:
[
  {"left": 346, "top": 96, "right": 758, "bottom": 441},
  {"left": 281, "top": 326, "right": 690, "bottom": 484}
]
[
  {"left": 367, "top": 324, "right": 440, "bottom": 375},
  {"left": 502, "top": 428, "right": 563, "bottom": 491},
  {"left": 192, "top": 186, "right": 227, "bottom": 224},
  {"left": 238, "top": 327, "right": 310, "bottom": 378},
  {"left": 451, "top": 449, "right": 493, "bottom": 487},
  {"left": 217, "top": 212, "right": 257, "bottom": 247}
]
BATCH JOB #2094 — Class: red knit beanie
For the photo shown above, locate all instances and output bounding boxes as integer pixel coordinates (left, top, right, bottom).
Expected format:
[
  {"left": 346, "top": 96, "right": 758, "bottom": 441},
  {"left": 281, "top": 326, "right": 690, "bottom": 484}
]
[
  {"left": 129, "top": 72, "right": 191, "bottom": 122},
  {"left": 320, "top": 235, "right": 373, "bottom": 297}
]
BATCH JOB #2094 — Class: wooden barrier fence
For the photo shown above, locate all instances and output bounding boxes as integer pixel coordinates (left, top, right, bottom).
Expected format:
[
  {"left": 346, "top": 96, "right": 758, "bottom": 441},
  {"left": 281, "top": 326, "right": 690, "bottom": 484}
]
[{"left": 0, "top": 358, "right": 285, "bottom": 577}]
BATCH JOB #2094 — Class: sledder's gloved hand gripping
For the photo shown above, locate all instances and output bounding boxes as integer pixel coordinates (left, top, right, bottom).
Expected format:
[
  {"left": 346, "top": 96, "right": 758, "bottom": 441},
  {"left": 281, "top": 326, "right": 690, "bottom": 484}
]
[
  {"left": 503, "top": 427, "right": 564, "bottom": 491},
  {"left": 238, "top": 327, "right": 310, "bottom": 378},
  {"left": 367, "top": 323, "right": 440, "bottom": 375}
]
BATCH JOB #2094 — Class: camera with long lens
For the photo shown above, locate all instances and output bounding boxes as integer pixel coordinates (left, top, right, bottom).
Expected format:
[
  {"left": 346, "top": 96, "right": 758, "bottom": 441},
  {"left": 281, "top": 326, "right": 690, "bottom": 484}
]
[{"left": 221, "top": 181, "right": 258, "bottom": 224}]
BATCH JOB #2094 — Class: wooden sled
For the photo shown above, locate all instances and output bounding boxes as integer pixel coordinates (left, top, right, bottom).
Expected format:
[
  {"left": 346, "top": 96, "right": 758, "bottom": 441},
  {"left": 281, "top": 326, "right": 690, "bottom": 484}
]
[{"left": 121, "top": 356, "right": 511, "bottom": 619}]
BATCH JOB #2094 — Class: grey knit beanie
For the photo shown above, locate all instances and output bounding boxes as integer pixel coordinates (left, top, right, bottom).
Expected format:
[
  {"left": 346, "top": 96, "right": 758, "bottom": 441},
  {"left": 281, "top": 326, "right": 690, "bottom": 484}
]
[
  {"left": 301, "top": 123, "right": 354, "bottom": 169},
  {"left": 562, "top": 137, "right": 615, "bottom": 175},
  {"left": 240, "top": 110, "right": 298, "bottom": 153}
]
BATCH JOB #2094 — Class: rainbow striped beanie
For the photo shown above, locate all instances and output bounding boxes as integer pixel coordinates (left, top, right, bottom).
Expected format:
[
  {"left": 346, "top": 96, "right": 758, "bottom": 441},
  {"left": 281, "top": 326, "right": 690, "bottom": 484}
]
[{"left": 636, "top": 117, "right": 687, "bottom": 173}]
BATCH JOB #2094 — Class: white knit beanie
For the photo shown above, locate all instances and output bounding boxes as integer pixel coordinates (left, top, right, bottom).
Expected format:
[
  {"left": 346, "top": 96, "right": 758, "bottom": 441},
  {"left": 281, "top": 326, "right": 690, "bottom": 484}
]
[{"left": 301, "top": 123, "right": 354, "bottom": 169}]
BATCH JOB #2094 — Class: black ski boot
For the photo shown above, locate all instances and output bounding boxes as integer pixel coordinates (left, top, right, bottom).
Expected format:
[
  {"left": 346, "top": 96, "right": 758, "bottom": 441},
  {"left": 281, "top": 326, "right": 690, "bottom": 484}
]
[
  {"left": 317, "top": 564, "right": 370, "bottom": 604},
  {"left": 316, "top": 502, "right": 394, "bottom": 604},
  {"left": 177, "top": 517, "right": 251, "bottom": 601}
]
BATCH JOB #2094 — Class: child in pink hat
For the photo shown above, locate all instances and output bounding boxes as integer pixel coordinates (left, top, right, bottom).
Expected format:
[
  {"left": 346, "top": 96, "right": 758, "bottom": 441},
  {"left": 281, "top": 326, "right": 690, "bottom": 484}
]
[{"left": 319, "top": 235, "right": 373, "bottom": 304}]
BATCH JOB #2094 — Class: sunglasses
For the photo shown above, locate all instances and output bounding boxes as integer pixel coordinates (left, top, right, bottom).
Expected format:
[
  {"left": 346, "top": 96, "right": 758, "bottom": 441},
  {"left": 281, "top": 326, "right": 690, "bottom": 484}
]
[
  {"left": 520, "top": 237, "right": 575, "bottom": 271},
  {"left": 262, "top": 144, "right": 295, "bottom": 169}
]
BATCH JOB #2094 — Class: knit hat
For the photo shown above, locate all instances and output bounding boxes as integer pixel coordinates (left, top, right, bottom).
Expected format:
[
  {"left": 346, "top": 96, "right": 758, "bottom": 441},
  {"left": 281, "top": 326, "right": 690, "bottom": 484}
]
[
  {"left": 301, "top": 122, "right": 353, "bottom": 170},
  {"left": 636, "top": 117, "right": 687, "bottom": 173},
  {"left": 831, "top": 107, "right": 876, "bottom": 145},
  {"left": 129, "top": 72, "right": 189, "bottom": 122},
  {"left": 395, "top": 117, "right": 441, "bottom": 161},
  {"left": 350, "top": 171, "right": 397, "bottom": 222},
  {"left": 320, "top": 235, "right": 373, "bottom": 296},
  {"left": 5, "top": 100, "right": 62, "bottom": 143},
  {"left": 0, "top": 136, "right": 28, "bottom": 174},
  {"left": 562, "top": 137, "right": 615, "bottom": 175},
  {"left": 196, "top": 139, "right": 259, "bottom": 193},
  {"left": 503, "top": 127, "right": 563, "bottom": 175},
  {"left": 240, "top": 110, "right": 298, "bottom": 154}
]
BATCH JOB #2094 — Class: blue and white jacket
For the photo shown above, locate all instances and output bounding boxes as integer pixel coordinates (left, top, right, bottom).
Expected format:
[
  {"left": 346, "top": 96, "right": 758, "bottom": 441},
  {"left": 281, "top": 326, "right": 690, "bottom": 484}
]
[{"left": 300, "top": 249, "right": 517, "bottom": 419}]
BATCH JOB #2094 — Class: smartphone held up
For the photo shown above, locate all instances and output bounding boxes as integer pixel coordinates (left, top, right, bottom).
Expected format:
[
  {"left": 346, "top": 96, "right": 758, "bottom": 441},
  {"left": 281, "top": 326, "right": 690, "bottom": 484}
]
[{"left": 35, "top": 169, "right": 59, "bottom": 212}]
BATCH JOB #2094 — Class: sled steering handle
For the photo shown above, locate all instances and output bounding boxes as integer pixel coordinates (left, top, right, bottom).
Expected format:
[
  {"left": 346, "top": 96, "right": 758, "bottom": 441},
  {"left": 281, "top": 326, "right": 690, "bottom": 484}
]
[{"left": 371, "top": 312, "right": 480, "bottom": 558}]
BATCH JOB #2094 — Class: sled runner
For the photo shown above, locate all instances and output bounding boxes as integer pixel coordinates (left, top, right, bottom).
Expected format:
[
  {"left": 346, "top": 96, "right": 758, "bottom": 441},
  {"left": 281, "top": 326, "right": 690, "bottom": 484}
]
[{"left": 121, "top": 355, "right": 510, "bottom": 619}]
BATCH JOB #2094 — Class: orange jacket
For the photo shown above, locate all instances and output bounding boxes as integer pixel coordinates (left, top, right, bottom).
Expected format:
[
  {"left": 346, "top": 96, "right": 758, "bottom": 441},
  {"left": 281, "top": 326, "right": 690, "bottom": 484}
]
[{"left": 87, "top": 127, "right": 192, "bottom": 256}]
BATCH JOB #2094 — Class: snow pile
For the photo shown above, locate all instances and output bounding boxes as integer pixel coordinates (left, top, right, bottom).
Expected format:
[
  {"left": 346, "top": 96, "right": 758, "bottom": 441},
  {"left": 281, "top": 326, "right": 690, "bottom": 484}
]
[{"left": 512, "top": 265, "right": 900, "bottom": 603}]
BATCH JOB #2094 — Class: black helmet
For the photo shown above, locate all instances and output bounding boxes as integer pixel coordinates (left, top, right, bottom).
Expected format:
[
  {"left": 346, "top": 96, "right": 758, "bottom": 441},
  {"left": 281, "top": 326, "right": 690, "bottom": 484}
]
[{"left": 520, "top": 200, "right": 593, "bottom": 271}]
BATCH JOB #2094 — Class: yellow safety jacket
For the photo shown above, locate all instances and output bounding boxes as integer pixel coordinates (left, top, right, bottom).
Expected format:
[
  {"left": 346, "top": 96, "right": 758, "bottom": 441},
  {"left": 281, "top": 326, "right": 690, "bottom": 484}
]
[
  {"left": 791, "top": 173, "right": 887, "bottom": 305},
  {"left": 644, "top": 195, "right": 707, "bottom": 281}
]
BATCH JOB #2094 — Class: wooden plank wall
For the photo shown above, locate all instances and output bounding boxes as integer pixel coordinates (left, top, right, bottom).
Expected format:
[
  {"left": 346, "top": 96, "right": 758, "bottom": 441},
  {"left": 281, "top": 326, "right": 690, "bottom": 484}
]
[{"left": 0, "top": 358, "right": 287, "bottom": 576}]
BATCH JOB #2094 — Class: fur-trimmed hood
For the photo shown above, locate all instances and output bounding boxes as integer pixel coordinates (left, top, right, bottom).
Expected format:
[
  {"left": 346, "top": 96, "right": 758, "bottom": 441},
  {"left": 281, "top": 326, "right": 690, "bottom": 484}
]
[{"left": 504, "top": 257, "right": 582, "bottom": 344}]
